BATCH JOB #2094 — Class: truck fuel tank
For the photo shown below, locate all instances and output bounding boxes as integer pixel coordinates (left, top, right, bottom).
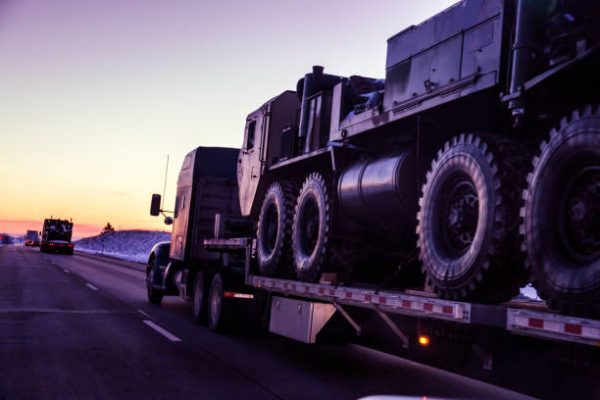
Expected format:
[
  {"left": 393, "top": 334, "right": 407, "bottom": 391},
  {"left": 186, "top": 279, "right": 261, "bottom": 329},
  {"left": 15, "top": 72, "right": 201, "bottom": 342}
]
[{"left": 337, "top": 150, "right": 417, "bottom": 229}]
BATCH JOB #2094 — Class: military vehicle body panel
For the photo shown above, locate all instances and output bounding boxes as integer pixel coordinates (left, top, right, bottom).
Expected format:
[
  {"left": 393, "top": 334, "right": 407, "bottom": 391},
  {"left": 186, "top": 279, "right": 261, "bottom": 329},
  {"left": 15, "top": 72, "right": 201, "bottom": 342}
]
[
  {"left": 384, "top": 0, "right": 505, "bottom": 111},
  {"left": 238, "top": 91, "right": 300, "bottom": 217}
]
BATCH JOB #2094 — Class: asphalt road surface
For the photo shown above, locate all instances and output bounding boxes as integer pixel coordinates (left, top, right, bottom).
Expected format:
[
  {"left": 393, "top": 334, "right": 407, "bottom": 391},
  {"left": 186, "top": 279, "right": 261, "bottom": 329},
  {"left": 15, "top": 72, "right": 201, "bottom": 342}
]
[{"left": 0, "top": 245, "right": 536, "bottom": 400}]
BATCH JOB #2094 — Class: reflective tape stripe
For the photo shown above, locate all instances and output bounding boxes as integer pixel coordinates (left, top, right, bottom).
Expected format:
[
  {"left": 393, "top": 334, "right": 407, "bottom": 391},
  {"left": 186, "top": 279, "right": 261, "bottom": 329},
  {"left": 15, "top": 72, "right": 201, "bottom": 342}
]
[
  {"left": 508, "top": 309, "right": 600, "bottom": 346},
  {"left": 565, "top": 323, "right": 582, "bottom": 335},
  {"left": 223, "top": 291, "right": 254, "bottom": 299},
  {"left": 529, "top": 318, "right": 543, "bottom": 328},
  {"left": 250, "top": 275, "right": 470, "bottom": 323}
]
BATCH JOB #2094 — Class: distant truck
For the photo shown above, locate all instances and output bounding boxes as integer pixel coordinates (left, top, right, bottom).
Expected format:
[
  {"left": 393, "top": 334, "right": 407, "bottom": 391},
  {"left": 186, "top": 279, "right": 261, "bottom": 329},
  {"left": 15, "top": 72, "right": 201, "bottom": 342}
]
[
  {"left": 24, "top": 230, "right": 40, "bottom": 247},
  {"left": 40, "top": 218, "right": 74, "bottom": 255}
]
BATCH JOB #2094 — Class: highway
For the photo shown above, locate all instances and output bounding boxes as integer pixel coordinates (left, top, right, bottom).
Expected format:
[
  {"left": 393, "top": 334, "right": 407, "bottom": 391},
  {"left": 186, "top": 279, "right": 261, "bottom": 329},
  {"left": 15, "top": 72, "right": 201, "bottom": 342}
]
[{"left": 0, "top": 245, "right": 536, "bottom": 400}]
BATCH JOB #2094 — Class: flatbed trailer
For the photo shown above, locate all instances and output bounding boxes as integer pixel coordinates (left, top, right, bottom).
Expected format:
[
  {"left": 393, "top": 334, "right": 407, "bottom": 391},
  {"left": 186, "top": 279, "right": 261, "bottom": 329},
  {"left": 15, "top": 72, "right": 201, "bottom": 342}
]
[
  {"left": 205, "top": 238, "right": 600, "bottom": 349},
  {"left": 250, "top": 274, "right": 600, "bottom": 347},
  {"left": 192, "top": 237, "right": 600, "bottom": 398}
]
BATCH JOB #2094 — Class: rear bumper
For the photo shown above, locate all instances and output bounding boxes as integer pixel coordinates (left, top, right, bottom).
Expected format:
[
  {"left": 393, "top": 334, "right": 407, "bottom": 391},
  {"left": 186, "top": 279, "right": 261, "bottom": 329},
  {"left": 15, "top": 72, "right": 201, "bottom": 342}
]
[{"left": 40, "top": 244, "right": 74, "bottom": 254}]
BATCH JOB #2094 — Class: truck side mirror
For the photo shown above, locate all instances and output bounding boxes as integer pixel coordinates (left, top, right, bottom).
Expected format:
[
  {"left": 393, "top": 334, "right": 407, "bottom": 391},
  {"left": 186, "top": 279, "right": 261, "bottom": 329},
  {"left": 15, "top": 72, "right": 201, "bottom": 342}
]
[
  {"left": 150, "top": 194, "right": 162, "bottom": 216},
  {"left": 164, "top": 216, "right": 173, "bottom": 225}
]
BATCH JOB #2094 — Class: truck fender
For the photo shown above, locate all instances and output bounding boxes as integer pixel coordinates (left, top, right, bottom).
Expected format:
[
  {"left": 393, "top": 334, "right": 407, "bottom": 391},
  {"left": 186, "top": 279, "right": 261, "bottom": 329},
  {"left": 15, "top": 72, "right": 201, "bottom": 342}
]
[{"left": 162, "top": 261, "right": 183, "bottom": 294}]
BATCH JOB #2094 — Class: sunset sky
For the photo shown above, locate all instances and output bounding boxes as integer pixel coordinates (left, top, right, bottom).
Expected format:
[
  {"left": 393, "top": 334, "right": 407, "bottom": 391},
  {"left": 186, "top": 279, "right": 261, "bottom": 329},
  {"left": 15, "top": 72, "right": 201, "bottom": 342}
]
[{"left": 0, "top": 0, "right": 455, "bottom": 239}]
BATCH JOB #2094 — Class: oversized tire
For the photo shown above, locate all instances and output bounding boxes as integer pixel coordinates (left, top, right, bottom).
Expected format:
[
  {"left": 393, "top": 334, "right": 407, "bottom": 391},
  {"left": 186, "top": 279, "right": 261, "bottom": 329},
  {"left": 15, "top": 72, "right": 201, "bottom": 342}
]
[
  {"left": 521, "top": 105, "right": 600, "bottom": 316},
  {"left": 146, "top": 257, "right": 164, "bottom": 305},
  {"left": 417, "top": 133, "right": 529, "bottom": 301},
  {"left": 292, "top": 173, "right": 333, "bottom": 282},
  {"left": 256, "top": 182, "right": 296, "bottom": 277},
  {"left": 208, "top": 273, "right": 229, "bottom": 332},
  {"left": 192, "top": 271, "right": 207, "bottom": 324}
]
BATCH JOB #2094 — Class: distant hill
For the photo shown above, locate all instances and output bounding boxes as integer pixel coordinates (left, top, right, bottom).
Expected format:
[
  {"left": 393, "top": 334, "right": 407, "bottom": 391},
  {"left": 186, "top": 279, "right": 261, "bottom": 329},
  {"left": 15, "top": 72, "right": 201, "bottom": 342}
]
[{"left": 75, "top": 230, "right": 170, "bottom": 263}]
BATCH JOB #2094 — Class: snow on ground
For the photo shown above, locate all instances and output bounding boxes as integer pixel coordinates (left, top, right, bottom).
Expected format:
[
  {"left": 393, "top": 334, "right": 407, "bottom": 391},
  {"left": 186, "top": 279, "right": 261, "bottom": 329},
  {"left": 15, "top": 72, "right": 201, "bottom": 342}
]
[
  {"left": 74, "top": 229, "right": 540, "bottom": 299},
  {"left": 75, "top": 230, "right": 170, "bottom": 264},
  {"left": 519, "top": 284, "right": 540, "bottom": 300}
]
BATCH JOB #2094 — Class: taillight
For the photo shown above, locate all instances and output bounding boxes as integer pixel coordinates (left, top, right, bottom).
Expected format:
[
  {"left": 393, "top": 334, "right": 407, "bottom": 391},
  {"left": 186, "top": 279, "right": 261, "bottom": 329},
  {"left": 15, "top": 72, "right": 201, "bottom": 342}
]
[
  {"left": 223, "top": 291, "right": 254, "bottom": 299},
  {"left": 418, "top": 335, "right": 431, "bottom": 347}
]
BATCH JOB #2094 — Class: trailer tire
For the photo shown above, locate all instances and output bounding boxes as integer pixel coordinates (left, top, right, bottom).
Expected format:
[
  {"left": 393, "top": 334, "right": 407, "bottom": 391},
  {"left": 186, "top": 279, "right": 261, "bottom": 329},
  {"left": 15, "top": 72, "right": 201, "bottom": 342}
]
[
  {"left": 256, "top": 182, "right": 297, "bottom": 277},
  {"left": 417, "top": 133, "right": 529, "bottom": 301},
  {"left": 292, "top": 173, "right": 333, "bottom": 282},
  {"left": 208, "top": 273, "right": 229, "bottom": 332},
  {"left": 521, "top": 105, "right": 600, "bottom": 317},
  {"left": 192, "top": 271, "right": 207, "bottom": 324}
]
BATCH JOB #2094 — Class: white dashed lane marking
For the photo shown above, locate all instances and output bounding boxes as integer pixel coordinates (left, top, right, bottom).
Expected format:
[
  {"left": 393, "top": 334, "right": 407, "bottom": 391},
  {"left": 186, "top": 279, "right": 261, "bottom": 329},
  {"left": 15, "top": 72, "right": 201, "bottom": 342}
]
[
  {"left": 143, "top": 320, "right": 182, "bottom": 342},
  {"left": 86, "top": 283, "right": 99, "bottom": 291}
]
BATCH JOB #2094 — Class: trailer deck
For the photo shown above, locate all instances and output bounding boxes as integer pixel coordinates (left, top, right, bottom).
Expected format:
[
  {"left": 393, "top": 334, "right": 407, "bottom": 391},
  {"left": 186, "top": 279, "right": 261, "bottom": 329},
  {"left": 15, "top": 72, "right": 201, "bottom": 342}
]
[
  {"left": 202, "top": 238, "right": 600, "bottom": 348},
  {"left": 248, "top": 275, "right": 600, "bottom": 347}
]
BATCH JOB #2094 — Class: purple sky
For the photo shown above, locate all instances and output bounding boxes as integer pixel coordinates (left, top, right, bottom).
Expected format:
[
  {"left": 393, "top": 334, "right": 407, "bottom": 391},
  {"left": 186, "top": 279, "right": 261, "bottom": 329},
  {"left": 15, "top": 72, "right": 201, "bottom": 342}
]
[{"left": 0, "top": 0, "right": 455, "bottom": 237}]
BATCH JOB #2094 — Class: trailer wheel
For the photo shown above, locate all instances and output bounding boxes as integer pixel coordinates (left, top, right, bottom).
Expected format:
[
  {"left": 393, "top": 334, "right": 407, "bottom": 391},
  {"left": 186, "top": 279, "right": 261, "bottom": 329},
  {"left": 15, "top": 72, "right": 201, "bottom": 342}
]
[
  {"left": 417, "top": 133, "right": 529, "bottom": 301},
  {"left": 208, "top": 273, "right": 229, "bottom": 332},
  {"left": 146, "top": 257, "right": 164, "bottom": 305},
  {"left": 292, "top": 173, "right": 333, "bottom": 282},
  {"left": 521, "top": 105, "right": 600, "bottom": 316},
  {"left": 192, "top": 271, "right": 207, "bottom": 324},
  {"left": 256, "top": 182, "right": 296, "bottom": 277}
]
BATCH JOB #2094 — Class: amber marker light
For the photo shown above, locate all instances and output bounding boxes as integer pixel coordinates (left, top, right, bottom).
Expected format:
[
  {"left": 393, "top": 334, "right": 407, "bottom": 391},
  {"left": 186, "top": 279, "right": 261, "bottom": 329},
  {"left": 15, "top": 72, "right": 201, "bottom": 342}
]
[{"left": 418, "top": 335, "right": 430, "bottom": 347}]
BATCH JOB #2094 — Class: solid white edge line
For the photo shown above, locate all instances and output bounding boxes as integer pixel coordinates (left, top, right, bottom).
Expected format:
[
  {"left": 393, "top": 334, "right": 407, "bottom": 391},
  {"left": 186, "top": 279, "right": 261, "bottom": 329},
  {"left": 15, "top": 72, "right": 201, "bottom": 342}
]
[
  {"left": 143, "top": 320, "right": 182, "bottom": 342},
  {"left": 86, "top": 283, "right": 99, "bottom": 291}
]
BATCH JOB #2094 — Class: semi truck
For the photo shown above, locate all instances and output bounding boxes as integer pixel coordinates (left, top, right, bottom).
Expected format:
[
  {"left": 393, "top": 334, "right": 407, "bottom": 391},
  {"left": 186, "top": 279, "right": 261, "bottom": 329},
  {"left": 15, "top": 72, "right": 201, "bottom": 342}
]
[
  {"left": 40, "top": 218, "right": 74, "bottom": 254},
  {"left": 147, "top": 0, "right": 599, "bottom": 397},
  {"left": 24, "top": 230, "right": 40, "bottom": 247}
]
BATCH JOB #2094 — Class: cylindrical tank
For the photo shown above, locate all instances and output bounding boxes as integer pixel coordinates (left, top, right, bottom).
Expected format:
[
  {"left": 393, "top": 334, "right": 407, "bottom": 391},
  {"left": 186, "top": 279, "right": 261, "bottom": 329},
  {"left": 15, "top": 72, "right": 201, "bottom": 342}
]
[{"left": 337, "top": 150, "right": 417, "bottom": 228}]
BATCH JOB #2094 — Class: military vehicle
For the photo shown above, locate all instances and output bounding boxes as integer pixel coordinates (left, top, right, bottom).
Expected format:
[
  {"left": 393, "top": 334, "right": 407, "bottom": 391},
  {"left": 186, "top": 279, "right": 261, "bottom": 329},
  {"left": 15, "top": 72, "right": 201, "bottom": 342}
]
[{"left": 228, "top": 0, "right": 599, "bottom": 316}]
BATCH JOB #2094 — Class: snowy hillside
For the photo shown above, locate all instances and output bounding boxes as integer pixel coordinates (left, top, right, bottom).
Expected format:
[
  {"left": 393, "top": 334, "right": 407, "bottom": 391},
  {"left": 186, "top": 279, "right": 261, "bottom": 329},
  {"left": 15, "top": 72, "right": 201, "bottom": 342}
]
[
  {"left": 75, "top": 230, "right": 170, "bottom": 263},
  {"left": 74, "top": 229, "right": 539, "bottom": 299}
]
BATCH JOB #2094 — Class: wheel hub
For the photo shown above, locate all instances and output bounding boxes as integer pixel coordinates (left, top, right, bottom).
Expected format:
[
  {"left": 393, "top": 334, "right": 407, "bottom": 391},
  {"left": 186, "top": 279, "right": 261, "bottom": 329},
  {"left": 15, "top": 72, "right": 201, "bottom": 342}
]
[
  {"left": 441, "top": 179, "right": 479, "bottom": 256},
  {"left": 263, "top": 204, "right": 278, "bottom": 252},
  {"left": 562, "top": 165, "right": 600, "bottom": 261},
  {"left": 299, "top": 199, "right": 319, "bottom": 256}
]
